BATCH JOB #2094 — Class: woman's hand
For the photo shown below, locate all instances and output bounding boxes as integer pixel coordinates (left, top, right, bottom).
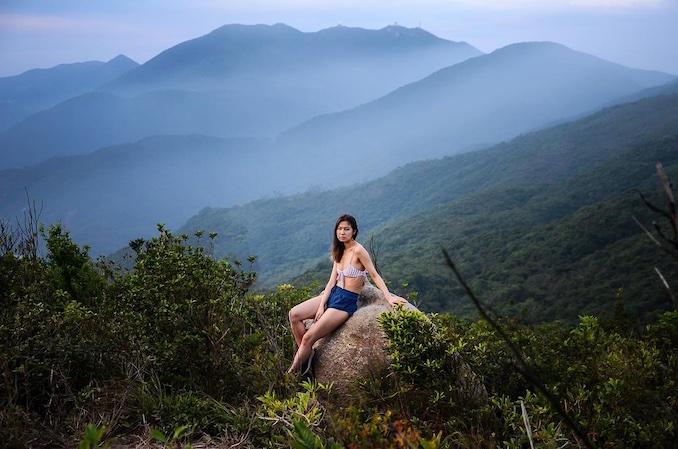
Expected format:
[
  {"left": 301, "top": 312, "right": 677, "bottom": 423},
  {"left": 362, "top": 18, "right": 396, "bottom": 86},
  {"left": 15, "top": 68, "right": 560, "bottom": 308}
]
[
  {"left": 387, "top": 294, "right": 409, "bottom": 306},
  {"left": 314, "top": 306, "right": 325, "bottom": 321}
]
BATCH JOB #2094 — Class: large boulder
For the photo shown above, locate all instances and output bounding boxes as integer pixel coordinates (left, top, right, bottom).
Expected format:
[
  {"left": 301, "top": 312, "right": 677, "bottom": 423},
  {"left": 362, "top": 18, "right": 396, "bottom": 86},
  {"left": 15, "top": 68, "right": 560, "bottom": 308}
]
[
  {"left": 310, "top": 283, "right": 408, "bottom": 397},
  {"left": 308, "top": 283, "right": 487, "bottom": 404}
]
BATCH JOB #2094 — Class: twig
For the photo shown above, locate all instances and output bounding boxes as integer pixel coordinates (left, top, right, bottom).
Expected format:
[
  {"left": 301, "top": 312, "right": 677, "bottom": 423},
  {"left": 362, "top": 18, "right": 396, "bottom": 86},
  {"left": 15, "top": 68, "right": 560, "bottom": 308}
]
[
  {"left": 442, "top": 249, "right": 595, "bottom": 449},
  {"left": 521, "top": 400, "right": 535, "bottom": 449},
  {"left": 654, "top": 267, "right": 678, "bottom": 310},
  {"left": 656, "top": 163, "right": 677, "bottom": 240},
  {"left": 637, "top": 163, "right": 678, "bottom": 254},
  {"left": 632, "top": 216, "right": 663, "bottom": 249},
  {"left": 368, "top": 234, "right": 381, "bottom": 275}
]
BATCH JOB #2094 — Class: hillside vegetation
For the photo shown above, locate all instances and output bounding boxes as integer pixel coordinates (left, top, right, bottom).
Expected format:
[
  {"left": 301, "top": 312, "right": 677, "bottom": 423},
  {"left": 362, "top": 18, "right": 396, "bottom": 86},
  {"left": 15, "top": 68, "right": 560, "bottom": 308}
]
[
  {"left": 181, "top": 93, "right": 678, "bottom": 325},
  {"left": 3, "top": 23, "right": 678, "bottom": 448},
  {"left": 1, "top": 31, "right": 674, "bottom": 260},
  {"left": 1, "top": 208, "right": 677, "bottom": 447},
  {"left": 296, "top": 134, "right": 678, "bottom": 323}
]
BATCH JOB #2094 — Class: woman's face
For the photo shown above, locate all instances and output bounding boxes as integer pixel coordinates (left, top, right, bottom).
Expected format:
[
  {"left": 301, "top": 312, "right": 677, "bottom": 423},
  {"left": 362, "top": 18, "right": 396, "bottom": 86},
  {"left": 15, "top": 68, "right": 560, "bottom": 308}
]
[{"left": 336, "top": 220, "right": 354, "bottom": 243}]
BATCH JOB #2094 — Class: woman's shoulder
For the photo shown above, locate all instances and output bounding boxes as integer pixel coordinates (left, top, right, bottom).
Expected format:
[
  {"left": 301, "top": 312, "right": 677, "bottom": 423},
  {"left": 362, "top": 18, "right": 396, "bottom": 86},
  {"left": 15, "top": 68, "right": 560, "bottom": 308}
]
[{"left": 353, "top": 242, "right": 370, "bottom": 259}]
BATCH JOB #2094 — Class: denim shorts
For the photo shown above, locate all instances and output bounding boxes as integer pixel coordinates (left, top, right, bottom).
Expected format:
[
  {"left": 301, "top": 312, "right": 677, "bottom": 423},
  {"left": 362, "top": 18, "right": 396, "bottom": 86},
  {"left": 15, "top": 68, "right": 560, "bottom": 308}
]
[{"left": 326, "top": 285, "right": 359, "bottom": 316}]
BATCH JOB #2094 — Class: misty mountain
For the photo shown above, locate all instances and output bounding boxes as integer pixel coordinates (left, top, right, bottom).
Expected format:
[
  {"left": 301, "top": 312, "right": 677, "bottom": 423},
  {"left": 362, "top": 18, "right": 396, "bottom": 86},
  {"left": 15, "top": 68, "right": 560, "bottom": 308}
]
[
  {"left": 366, "top": 138, "right": 678, "bottom": 323},
  {"left": 273, "top": 42, "right": 674, "bottom": 189},
  {"left": 0, "top": 135, "right": 274, "bottom": 254},
  {"left": 608, "top": 76, "right": 678, "bottom": 105},
  {"left": 0, "top": 55, "right": 138, "bottom": 132},
  {"left": 0, "top": 89, "right": 306, "bottom": 169},
  {"left": 102, "top": 23, "right": 481, "bottom": 108},
  {"left": 2, "top": 61, "right": 676, "bottom": 257},
  {"left": 2, "top": 25, "right": 676, "bottom": 263},
  {"left": 0, "top": 24, "right": 482, "bottom": 170},
  {"left": 177, "top": 93, "right": 678, "bottom": 290}
]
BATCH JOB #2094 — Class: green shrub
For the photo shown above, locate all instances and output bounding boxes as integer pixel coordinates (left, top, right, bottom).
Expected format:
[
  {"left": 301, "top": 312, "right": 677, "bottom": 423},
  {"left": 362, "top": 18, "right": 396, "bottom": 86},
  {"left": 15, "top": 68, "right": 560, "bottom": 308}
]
[
  {"left": 2, "top": 217, "right": 677, "bottom": 448},
  {"left": 1, "top": 222, "right": 110, "bottom": 446}
]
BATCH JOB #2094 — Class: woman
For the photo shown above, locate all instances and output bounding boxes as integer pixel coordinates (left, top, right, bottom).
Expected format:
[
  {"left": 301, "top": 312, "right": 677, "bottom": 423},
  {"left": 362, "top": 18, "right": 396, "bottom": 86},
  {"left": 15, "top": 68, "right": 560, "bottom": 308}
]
[{"left": 287, "top": 214, "right": 408, "bottom": 375}]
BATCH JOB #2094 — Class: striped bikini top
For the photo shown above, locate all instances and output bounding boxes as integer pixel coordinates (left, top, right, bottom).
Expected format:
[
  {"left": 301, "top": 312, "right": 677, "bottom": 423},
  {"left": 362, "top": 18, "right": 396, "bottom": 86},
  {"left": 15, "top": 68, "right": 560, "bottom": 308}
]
[{"left": 336, "top": 249, "right": 367, "bottom": 288}]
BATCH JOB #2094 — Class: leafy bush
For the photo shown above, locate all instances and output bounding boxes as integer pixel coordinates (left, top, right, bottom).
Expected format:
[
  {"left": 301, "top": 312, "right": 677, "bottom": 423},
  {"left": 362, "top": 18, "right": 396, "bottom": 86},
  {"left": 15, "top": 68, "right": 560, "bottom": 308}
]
[
  {"left": 104, "top": 225, "right": 257, "bottom": 398},
  {"left": 376, "top": 307, "right": 677, "bottom": 448},
  {"left": 2, "top": 215, "right": 677, "bottom": 448},
  {"left": 0, "top": 220, "right": 298, "bottom": 445}
]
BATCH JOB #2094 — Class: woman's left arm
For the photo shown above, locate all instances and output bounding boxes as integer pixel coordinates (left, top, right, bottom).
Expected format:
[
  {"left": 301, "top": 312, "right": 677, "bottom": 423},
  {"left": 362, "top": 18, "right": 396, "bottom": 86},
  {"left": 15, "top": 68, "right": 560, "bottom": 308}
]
[{"left": 356, "top": 245, "right": 408, "bottom": 306}]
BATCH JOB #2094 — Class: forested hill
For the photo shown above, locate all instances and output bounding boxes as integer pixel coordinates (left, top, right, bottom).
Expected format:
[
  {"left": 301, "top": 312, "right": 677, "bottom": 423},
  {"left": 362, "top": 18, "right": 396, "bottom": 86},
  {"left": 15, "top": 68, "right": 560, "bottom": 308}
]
[
  {"left": 339, "top": 135, "right": 678, "bottom": 324},
  {"left": 177, "top": 93, "right": 678, "bottom": 324}
]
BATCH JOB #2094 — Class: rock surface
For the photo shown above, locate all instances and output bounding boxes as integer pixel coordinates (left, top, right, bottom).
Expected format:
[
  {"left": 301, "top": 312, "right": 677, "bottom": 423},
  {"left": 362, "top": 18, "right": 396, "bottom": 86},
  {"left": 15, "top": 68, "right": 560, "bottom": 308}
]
[
  {"left": 307, "top": 282, "right": 487, "bottom": 405},
  {"left": 309, "top": 283, "right": 417, "bottom": 397}
]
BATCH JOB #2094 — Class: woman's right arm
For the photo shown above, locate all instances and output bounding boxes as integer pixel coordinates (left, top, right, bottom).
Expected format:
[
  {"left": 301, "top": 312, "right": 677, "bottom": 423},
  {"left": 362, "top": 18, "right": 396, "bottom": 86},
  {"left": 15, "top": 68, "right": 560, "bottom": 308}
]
[{"left": 315, "top": 262, "right": 337, "bottom": 321}]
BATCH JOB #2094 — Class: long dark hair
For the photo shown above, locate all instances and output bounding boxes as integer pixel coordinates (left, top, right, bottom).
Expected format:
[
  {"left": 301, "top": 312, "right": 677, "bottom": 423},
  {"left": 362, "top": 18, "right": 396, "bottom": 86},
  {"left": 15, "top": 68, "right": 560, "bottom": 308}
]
[{"left": 332, "top": 214, "right": 358, "bottom": 263}]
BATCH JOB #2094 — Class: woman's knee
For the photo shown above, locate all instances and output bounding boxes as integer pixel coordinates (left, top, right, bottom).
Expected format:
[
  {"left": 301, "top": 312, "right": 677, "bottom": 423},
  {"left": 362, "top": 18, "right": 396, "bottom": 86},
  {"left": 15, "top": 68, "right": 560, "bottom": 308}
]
[
  {"left": 300, "top": 330, "right": 317, "bottom": 348},
  {"left": 289, "top": 305, "right": 304, "bottom": 323}
]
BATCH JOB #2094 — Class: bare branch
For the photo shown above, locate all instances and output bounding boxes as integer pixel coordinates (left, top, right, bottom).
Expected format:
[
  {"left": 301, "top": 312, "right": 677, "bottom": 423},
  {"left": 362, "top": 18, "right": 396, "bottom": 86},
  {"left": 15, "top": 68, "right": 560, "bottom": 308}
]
[
  {"left": 636, "top": 163, "right": 678, "bottom": 255},
  {"left": 632, "top": 216, "right": 662, "bottom": 248},
  {"left": 656, "top": 163, "right": 677, "bottom": 240},
  {"left": 368, "top": 234, "right": 381, "bottom": 276},
  {"left": 654, "top": 267, "right": 678, "bottom": 310},
  {"left": 442, "top": 249, "right": 595, "bottom": 449}
]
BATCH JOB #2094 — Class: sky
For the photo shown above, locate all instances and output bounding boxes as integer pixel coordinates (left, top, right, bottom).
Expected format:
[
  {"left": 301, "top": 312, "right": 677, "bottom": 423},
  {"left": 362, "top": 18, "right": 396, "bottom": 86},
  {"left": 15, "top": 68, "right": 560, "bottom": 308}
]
[{"left": 1, "top": 0, "right": 677, "bottom": 78}]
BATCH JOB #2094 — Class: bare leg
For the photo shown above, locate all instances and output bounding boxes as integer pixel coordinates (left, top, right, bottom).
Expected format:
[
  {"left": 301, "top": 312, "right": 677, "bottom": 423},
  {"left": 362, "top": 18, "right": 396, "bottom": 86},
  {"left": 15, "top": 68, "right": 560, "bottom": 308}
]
[
  {"left": 288, "top": 308, "right": 349, "bottom": 373},
  {"left": 288, "top": 294, "right": 323, "bottom": 347}
]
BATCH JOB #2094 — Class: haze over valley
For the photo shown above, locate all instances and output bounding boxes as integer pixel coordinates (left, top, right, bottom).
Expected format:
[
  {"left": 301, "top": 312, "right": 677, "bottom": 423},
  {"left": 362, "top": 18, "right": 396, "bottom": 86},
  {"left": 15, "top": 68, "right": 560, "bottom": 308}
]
[
  {"left": 1, "top": 24, "right": 675, "bottom": 255},
  {"left": 1, "top": 22, "right": 677, "bottom": 321}
]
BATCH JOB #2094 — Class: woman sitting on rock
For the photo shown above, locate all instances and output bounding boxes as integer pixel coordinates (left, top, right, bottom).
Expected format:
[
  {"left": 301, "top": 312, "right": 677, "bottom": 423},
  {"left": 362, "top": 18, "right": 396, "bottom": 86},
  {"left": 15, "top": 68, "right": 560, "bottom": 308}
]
[{"left": 287, "top": 213, "right": 408, "bottom": 375}]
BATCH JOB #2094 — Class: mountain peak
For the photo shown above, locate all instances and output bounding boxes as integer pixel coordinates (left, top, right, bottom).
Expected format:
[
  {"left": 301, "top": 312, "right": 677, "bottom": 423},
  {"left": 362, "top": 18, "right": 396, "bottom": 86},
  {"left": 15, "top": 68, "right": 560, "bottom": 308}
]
[
  {"left": 102, "top": 23, "right": 482, "bottom": 93},
  {"left": 380, "top": 24, "right": 434, "bottom": 38},
  {"left": 208, "top": 22, "right": 303, "bottom": 39},
  {"left": 316, "top": 23, "right": 448, "bottom": 44},
  {"left": 107, "top": 54, "right": 137, "bottom": 64},
  {"left": 105, "top": 54, "right": 139, "bottom": 71}
]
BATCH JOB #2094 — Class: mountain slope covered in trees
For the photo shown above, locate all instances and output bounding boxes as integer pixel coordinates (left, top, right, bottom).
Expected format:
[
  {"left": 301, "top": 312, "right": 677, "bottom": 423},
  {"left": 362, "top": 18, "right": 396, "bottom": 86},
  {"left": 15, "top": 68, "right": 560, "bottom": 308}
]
[{"left": 179, "top": 93, "right": 678, "bottom": 324}]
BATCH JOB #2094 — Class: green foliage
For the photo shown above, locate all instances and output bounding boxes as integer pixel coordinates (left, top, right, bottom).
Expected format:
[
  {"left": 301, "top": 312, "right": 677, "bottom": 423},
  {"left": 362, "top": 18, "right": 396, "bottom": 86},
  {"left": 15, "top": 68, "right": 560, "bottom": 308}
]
[
  {"left": 255, "top": 380, "right": 335, "bottom": 448},
  {"left": 106, "top": 224, "right": 257, "bottom": 397},
  {"left": 378, "top": 307, "right": 487, "bottom": 426},
  {"left": 0, "top": 219, "right": 112, "bottom": 445},
  {"left": 149, "top": 425, "right": 191, "bottom": 446},
  {"left": 0, "top": 220, "right": 300, "bottom": 446},
  {"left": 78, "top": 424, "right": 113, "bottom": 449},
  {"left": 289, "top": 420, "right": 327, "bottom": 449},
  {"left": 646, "top": 310, "right": 678, "bottom": 352},
  {"left": 3, "top": 155, "right": 678, "bottom": 447},
  {"left": 134, "top": 375, "right": 230, "bottom": 436},
  {"left": 376, "top": 310, "right": 677, "bottom": 448},
  {"left": 42, "top": 222, "right": 104, "bottom": 305},
  {"left": 181, "top": 96, "right": 678, "bottom": 325}
]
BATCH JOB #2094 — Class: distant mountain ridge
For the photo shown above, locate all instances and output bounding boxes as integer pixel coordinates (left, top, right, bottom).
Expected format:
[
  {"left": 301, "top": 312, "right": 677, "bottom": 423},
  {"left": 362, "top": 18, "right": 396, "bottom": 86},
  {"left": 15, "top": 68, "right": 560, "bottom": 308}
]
[
  {"left": 0, "top": 135, "right": 271, "bottom": 254},
  {"left": 102, "top": 24, "right": 479, "bottom": 93},
  {"left": 1, "top": 23, "right": 676, "bottom": 268},
  {"left": 0, "top": 55, "right": 138, "bottom": 131},
  {"left": 0, "top": 23, "right": 482, "bottom": 169},
  {"left": 178, "top": 93, "right": 678, "bottom": 288},
  {"left": 274, "top": 42, "right": 675, "bottom": 188},
  {"left": 172, "top": 95, "right": 678, "bottom": 324}
]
